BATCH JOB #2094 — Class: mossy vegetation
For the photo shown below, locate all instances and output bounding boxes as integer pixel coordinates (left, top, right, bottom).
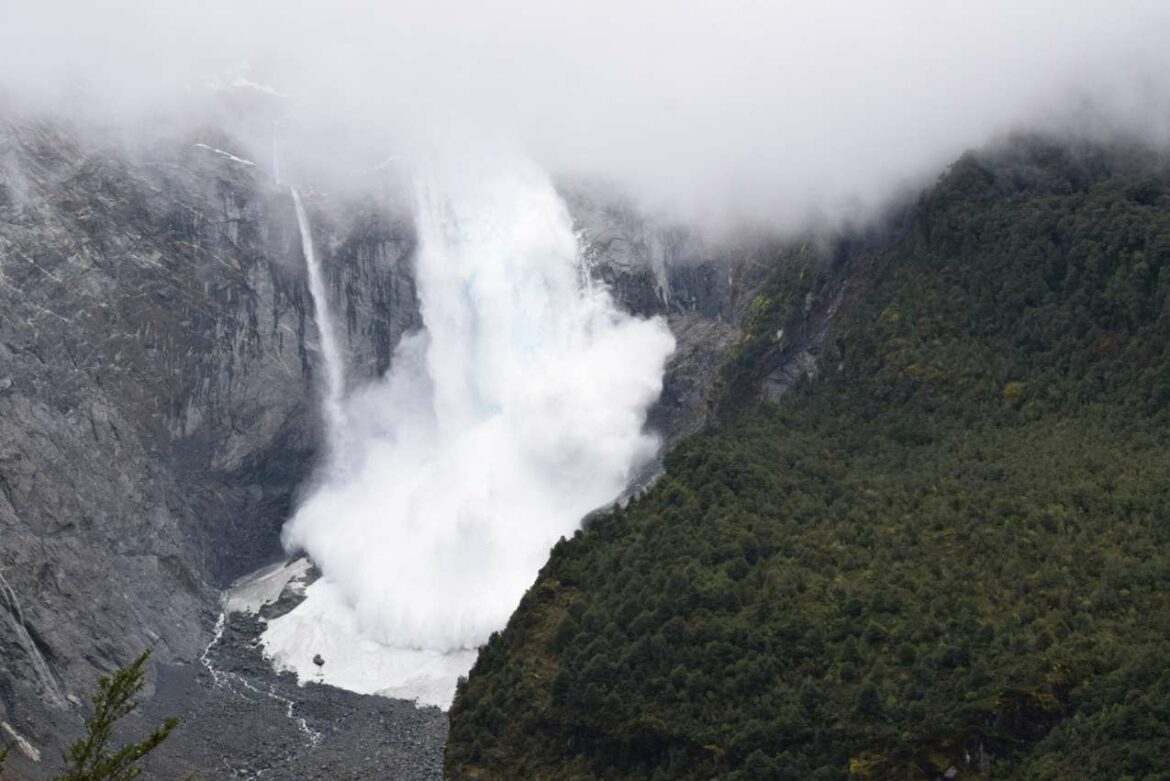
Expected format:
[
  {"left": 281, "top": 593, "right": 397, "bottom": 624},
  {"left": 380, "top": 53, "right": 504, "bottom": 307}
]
[{"left": 446, "top": 137, "right": 1170, "bottom": 780}]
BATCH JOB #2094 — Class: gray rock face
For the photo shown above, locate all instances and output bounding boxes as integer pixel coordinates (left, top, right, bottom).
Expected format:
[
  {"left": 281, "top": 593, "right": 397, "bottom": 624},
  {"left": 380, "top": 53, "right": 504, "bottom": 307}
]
[
  {"left": 0, "top": 117, "right": 782, "bottom": 776},
  {"left": 0, "top": 117, "right": 417, "bottom": 766},
  {"left": 565, "top": 185, "right": 780, "bottom": 438},
  {"left": 760, "top": 277, "right": 848, "bottom": 405}
]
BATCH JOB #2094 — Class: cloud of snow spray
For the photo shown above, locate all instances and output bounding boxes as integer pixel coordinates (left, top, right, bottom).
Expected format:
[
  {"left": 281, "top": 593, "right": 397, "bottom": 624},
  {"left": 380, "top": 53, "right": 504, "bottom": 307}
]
[{"left": 263, "top": 156, "right": 674, "bottom": 706}]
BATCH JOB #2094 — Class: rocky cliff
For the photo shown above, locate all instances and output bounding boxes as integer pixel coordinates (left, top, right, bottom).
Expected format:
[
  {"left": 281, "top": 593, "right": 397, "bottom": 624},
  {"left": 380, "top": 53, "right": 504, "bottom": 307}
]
[
  {"left": 0, "top": 116, "right": 784, "bottom": 777},
  {"left": 0, "top": 115, "right": 419, "bottom": 773}
]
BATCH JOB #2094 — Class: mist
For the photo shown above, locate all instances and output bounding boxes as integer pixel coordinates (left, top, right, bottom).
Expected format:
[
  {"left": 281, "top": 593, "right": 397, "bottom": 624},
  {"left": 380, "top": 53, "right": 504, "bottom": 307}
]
[
  {"left": 4, "top": 1, "right": 1169, "bottom": 228},
  {"left": 262, "top": 156, "right": 674, "bottom": 705},
  {"left": 7, "top": 0, "right": 1170, "bottom": 710}
]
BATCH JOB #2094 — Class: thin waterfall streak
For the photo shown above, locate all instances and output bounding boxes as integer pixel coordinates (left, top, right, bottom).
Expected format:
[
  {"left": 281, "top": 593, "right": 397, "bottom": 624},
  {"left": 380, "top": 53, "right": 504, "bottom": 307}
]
[
  {"left": 267, "top": 158, "right": 675, "bottom": 707},
  {"left": 291, "top": 187, "right": 346, "bottom": 457},
  {"left": 272, "top": 125, "right": 281, "bottom": 186},
  {"left": 0, "top": 570, "right": 65, "bottom": 707}
]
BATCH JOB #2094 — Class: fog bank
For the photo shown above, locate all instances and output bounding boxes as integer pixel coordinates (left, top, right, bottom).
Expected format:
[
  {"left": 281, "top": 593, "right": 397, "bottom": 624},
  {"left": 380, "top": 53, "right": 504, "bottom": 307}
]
[{"left": 4, "top": 1, "right": 1169, "bottom": 227}]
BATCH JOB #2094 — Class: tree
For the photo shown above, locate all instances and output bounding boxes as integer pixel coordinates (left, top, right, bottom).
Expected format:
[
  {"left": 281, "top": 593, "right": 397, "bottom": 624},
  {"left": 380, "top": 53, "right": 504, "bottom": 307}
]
[{"left": 57, "top": 650, "right": 177, "bottom": 781}]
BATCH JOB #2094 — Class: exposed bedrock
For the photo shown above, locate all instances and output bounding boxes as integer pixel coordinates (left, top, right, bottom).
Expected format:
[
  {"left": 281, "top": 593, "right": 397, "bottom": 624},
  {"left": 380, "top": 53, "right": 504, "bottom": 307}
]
[{"left": 0, "top": 117, "right": 788, "bottom": 775}]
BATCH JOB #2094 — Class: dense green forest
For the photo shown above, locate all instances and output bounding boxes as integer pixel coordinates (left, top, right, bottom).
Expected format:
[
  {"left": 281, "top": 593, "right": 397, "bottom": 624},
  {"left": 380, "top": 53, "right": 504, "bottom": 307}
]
[{"left": 445, "top": 137, "right": 1170, "bottom": 780}]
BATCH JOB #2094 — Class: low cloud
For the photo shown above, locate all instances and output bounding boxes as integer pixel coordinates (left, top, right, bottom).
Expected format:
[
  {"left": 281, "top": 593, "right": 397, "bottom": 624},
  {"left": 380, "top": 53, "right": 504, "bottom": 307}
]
[{"left": 3, "top": 1, "right": 1168, "bottom": 228}]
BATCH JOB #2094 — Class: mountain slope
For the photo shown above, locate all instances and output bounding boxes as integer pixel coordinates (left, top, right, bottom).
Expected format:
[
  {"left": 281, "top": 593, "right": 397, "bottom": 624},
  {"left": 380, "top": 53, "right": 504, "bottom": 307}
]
[
  {"left": 0, "top": 114, "right": 785, "bottom": 777},
  {"left": 0, "top": 116, "right": 421, "bottom": 774},
  {"left": 445, "top": 137, "right": 1170, "bottom": 780}
]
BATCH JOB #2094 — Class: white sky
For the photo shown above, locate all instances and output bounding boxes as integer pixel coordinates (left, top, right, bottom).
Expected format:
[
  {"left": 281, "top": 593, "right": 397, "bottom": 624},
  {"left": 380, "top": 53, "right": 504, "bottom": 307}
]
[{"left": 3, "top": 0, "right": 1169, "bottom": 227}]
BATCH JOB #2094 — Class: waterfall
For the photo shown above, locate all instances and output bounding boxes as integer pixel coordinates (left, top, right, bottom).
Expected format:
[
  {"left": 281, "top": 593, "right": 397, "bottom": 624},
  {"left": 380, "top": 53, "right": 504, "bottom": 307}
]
[
  {"left": 0, "top": 570, "right": 65, "bottom": 707},
  {"left": 649, "top": 234, "right": 673, "bottom": 308},
  {"left": 291, "top": 188, "right": 346, "bottom": 449},
  {"left": 265, "top": 157, "right": 674, "bottom": 707}
]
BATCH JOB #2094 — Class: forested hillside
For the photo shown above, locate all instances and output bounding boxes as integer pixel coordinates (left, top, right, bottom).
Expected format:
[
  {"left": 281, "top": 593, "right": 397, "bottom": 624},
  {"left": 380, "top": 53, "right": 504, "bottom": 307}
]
[{"left": 445, "top": 137, "right": 1170, "bottom": 780}]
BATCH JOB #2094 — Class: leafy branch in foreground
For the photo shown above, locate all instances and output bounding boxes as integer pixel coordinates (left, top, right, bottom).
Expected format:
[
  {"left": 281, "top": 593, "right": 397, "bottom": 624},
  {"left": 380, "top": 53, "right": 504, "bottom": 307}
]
[{"left": 57, "top": 650, "right": 178, "bottom": 781}]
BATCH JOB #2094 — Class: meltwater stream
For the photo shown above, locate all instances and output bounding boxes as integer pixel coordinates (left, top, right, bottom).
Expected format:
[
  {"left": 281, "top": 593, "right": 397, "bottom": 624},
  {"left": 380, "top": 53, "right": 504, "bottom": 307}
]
[{"left": 263, "top": 159, "right": 674, "bottom": 708}]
